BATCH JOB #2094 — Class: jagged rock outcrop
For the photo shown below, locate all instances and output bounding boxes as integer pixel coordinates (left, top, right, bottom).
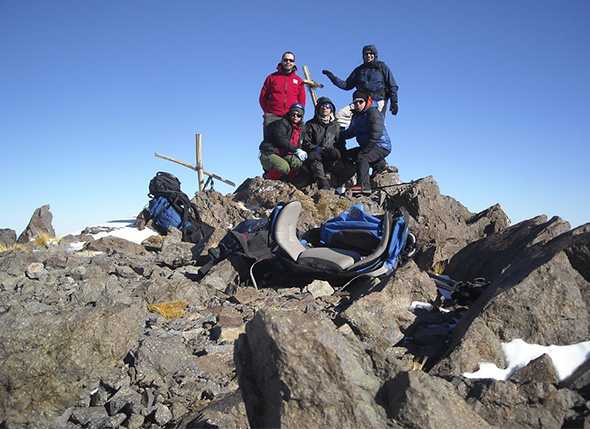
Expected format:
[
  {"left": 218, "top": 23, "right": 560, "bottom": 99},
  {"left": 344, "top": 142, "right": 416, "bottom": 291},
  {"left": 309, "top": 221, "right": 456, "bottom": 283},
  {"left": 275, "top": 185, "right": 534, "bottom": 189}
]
[
  {"left": 385, "top": 176, "right": 510, "bottom": 270},
  {"left": 17, "top": 204, "right": 55, "bottom": 243},
  {"left": 445, "top": 215, "right": 571, "bottom": 282},
  {"left": 432, "top": 222, "right": 590, "bottom": 377}
]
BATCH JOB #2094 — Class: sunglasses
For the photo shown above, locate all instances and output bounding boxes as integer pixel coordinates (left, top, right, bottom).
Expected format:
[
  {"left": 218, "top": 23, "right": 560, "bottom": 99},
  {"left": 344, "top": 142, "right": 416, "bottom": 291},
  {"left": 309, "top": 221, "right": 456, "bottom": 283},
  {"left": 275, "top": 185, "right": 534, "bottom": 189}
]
[
  {"left": 290, "top": 112, "right": 303, "bottom": 118},
  {"left": 282, "top": 58, "right": 295, "bottom": 63},
  {"left": 352, "top": 99, "right": 366, "bottom": 104}
]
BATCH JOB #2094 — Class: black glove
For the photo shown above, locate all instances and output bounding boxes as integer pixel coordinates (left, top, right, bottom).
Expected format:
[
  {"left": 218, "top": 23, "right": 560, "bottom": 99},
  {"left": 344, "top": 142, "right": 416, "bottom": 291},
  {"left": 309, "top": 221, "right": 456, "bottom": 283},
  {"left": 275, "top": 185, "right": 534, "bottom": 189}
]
[
  {"left": 390, "top": 101, "right": 398, "bottom": 116},
  {"left": 322, "top": 69, "right": 334, "bottom": 78}
]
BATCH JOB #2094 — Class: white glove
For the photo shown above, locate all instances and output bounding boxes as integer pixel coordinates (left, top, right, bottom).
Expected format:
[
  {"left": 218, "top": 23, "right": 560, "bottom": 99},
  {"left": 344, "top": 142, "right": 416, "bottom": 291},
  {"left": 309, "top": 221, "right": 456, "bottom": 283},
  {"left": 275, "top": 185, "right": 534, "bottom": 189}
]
[{"left": 295, "top": 149, "right": 308, "bottom": 161}]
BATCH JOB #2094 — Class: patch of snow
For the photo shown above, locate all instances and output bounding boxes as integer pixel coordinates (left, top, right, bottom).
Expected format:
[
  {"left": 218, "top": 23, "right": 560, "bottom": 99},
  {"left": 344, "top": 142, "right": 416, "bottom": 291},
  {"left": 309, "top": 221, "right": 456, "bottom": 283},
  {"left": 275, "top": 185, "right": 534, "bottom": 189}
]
[
  {"left": 68, "top": 241, "right": 85, "bottom": 251},
  {"left": 463, "top": 338, "right": 590, "bottom": 381},
  {"left": 410, "top": 301, "right": 433, "bottom": 312},
  {"left": 91, "top": 226, "right": 158, "bottom": 244}
]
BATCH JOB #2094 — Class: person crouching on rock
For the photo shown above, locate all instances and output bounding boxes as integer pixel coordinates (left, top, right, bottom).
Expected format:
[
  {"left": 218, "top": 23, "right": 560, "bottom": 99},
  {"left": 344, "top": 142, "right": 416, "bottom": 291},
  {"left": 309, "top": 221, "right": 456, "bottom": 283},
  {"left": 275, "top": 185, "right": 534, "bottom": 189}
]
[
  {"left": 259, "top": 103, "right": 308, "bottom": 183},
  {"left": 302, "top": 97, "right": 343, "bottom": 190},
  {"left": 341, "top": 90, "right": 391, "bottom": 194}
]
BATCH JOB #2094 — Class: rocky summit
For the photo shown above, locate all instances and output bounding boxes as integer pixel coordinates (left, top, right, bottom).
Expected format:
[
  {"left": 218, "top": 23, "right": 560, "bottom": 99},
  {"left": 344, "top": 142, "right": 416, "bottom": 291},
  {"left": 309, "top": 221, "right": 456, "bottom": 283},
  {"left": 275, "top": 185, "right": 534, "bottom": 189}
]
[{"left": 1, "top": 172, "right": 589, "bottom": 429}]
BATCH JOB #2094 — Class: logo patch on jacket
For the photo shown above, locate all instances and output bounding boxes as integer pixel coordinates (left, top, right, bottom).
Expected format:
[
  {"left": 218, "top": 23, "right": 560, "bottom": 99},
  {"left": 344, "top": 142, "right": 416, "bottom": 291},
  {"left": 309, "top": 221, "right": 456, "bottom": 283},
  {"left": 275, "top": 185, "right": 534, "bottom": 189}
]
[{"left": 293, "top": 79, "right": 298, "bottom": 84}]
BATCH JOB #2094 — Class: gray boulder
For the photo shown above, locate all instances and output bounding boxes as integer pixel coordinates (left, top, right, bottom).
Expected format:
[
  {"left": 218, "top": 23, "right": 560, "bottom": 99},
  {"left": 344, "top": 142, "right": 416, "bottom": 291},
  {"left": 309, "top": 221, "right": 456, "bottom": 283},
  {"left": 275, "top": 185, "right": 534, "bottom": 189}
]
[
  {"left": 466, "top": 378, "right": 581, "bottom": 428},
  {"left": 341, "top": 261, "right": 438, "bottom": 360},
  {"left": 0, "top": 301, "right": 146, "bottom": 427},
  {"left": 17, "top": 204, "right": 56, "bottom": 243},
  {"left": 0, "top": 228, "right": 16, "bottom": 248},
  {"left": 198, "top": 259, "right": 239, "bottom": 293},
  {"left": 385, "top": 371, "right": 492, "bottom": 428},
  {"left": 178, "top": 390, "right": 249, "bottom": 429},
  {"left": 191, "top": 190, "right": 252, "bottom": 251},
  {"left": 237, "top": 308, "right": 387, "bottom": 428},
  {"left": 134, "top": 334, "right": 203, "bottom": 389},
  {"left": 84, "top": 236, "right": 148, "bottom": 257},
  {"left": 510, "top": 354, "right": 560, "bottom": 385}
]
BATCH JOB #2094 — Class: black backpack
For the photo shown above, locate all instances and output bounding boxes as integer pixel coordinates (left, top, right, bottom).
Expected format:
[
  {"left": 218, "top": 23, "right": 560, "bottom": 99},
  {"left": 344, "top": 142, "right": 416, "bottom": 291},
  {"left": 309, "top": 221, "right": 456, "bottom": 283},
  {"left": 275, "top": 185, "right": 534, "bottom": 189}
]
[
  {"left": 147, "top": 171, "right": 213, "bottom": 248},
  {"left": 197, "top": 203, "right": 292, "bottom": 283}
]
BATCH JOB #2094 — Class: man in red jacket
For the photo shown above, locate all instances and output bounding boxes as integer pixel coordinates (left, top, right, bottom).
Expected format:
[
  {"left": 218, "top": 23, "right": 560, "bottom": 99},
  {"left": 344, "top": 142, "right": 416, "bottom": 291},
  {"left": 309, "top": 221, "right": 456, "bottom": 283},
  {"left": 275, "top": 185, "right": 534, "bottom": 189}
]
[{"left": 259, "top": 51, "right": 306, "bottom": 129}]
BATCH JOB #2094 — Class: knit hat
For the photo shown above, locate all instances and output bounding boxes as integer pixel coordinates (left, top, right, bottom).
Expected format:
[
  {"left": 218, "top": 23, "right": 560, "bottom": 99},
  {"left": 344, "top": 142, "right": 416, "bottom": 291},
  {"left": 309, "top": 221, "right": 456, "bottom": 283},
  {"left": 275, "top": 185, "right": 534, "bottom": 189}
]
[
  {"left": 288, "top": 103, "right": 305, "bottom": 115},
  {"left": 352, "top": 90, "right": 370, "bottom": 103},
  {"left": 315, "top": 96, "right": 335, "bottom": 114},
  {"left": 362, "top": 44, "right": 378, "bottom": 59}
]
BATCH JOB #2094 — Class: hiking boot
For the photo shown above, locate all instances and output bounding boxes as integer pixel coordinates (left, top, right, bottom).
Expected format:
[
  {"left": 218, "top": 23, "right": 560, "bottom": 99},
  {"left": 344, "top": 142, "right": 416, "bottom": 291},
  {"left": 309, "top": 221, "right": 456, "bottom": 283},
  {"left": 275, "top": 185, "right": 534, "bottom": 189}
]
[
  {"left": 349, "top": 185, "right": 372, "bottom": 195},
  {"left": 318, "top": 179, "right": 331, "bottom": 190},
  {"left": 361, "top": 186, "right": 372, "bottom": 195}
]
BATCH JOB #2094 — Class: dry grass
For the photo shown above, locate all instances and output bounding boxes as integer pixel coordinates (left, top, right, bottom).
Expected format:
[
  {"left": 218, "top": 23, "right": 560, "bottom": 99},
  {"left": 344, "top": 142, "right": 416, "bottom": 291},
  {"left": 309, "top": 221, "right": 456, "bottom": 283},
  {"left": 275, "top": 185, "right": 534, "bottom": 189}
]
[
  {"left": 34, "top": 233, "right": 59, "bottom": 248},
  {"left": 0, "top": 242, "right": 29, "bottom": 254},
  {"left": 432, "top": 260, "right": 447, "bottom": 275},
  {"left": 147, "top": 300, "right": 189, "bottom": 320}
]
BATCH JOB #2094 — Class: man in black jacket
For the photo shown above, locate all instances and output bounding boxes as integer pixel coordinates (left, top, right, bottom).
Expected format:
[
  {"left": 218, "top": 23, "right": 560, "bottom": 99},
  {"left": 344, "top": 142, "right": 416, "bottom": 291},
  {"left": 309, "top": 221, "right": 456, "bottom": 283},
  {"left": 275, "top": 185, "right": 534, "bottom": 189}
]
[
  {"left": 259, "top": 103, "right": 308, "bottom": 182},
  {"left": 322, "top": 45, "right": 398, "bottom": 128},
  {"left": 302, "top": 97, "right": 342, "bottom": 189}
]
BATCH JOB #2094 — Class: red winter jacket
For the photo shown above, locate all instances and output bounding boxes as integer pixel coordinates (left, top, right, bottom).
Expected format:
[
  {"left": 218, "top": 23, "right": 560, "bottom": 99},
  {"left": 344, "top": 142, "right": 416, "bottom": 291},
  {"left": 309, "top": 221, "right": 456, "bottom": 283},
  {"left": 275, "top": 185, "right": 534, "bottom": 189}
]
[{"left": 259, "top": 65, "right": 306, "bottom": 116}]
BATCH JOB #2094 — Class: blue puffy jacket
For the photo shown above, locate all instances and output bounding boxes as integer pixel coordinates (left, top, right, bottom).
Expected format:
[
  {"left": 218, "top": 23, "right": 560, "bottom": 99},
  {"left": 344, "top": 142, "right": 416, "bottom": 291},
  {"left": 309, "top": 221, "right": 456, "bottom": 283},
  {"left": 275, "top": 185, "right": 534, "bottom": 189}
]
[
  {"left": 341, "top": 104, "right": 391, "bottom": 152},
  {"left": 325, "top": 45, "right": 398, "bottom": 102}
]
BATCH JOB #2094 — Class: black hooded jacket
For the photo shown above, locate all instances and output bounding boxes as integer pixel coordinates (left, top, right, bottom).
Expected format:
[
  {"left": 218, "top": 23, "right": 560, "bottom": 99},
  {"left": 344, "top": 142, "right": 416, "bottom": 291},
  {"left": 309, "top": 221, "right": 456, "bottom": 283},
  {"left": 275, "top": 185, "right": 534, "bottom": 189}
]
[
  {"left": 326, "top": 45, "right": 398, "bottom": 103},
  {"left": 259, "top": 116, "right": 304, "bottom": 155},
  {"left": 302, "top": 97, "right": 341, "bottom": 154}
]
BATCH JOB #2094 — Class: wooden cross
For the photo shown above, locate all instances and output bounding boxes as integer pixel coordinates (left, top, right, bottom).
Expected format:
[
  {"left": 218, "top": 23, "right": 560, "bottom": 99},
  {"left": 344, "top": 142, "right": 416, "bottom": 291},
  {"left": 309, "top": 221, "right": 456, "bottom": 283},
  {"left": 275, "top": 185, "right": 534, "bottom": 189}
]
[
  {"left": 303, "top": 65, "right": 323, "bottom": 107},
  {"left": 155, "top": 133, "right": 236, "bottom": 192}
]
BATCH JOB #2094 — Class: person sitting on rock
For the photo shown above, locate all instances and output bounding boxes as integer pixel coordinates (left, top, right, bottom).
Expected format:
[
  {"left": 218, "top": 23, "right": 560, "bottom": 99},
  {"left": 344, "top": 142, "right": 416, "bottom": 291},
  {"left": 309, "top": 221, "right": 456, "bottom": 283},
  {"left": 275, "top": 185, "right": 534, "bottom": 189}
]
[
  {"left": 302, "top": 97, "right": 343, "bottom": 190},
  {"left": 340, "top": 90, "right": 391, "bottom": 194},
  {"left": 259, "top": 103, "right": 308, "bottom": 183}
]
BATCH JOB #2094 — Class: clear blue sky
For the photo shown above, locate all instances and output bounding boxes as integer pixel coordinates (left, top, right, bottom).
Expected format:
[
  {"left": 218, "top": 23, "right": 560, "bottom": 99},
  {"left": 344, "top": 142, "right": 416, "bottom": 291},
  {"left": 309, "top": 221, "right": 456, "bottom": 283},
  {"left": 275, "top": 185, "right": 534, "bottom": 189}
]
[{"left": 1, "top": 1, "right": 588, "bottom": 235}]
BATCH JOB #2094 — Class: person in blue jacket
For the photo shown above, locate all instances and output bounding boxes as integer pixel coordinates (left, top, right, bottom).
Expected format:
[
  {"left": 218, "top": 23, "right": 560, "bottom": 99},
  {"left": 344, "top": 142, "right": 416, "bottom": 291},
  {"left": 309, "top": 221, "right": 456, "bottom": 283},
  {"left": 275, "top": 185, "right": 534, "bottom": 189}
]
[
  {"left": 340, "top": 90, "right": 391, "bottom": 193},
  {"left": 322, "top": 45, "right": 398, "bottom": 128}
]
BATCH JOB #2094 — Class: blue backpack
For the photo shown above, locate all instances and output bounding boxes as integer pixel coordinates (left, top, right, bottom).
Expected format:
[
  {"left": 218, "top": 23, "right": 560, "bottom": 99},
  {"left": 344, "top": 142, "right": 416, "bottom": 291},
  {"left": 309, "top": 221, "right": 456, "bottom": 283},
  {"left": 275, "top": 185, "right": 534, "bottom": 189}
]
[{"left": 148, "top": 196, "right": 185, "bottom": 232}]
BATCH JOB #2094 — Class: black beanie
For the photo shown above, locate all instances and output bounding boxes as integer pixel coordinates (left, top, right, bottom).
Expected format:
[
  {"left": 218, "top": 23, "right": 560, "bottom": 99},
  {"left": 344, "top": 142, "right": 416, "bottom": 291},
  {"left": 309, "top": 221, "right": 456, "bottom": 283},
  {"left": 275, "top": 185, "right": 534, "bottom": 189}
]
[{"left": 352, "top": 90, "right": 369, "bottom": 102}]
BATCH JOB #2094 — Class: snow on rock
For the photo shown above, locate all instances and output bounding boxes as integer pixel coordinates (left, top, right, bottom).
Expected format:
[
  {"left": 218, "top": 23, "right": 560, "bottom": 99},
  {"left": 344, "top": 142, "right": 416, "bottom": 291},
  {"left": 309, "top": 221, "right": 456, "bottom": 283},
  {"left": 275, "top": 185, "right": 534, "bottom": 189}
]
[
  {"left": 91, "top": 226, "right": 158, "bottom": 244},
  {"left": 463, "top": 338, "right": 590, "bottom": 381},
  {"left": 410, "top": 301, "right": 433, "bottom": 312}
]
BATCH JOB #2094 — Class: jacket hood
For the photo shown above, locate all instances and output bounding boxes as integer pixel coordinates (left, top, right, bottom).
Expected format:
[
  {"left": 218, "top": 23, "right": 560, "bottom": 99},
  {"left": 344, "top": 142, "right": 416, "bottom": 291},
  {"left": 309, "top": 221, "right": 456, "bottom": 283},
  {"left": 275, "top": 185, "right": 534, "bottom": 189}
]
[
  {"left": 362, "top": 44, "right": 379, "bottom": 61},
  {"left": 314, "top": 96, "right": 336, "bottom": 117}
]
